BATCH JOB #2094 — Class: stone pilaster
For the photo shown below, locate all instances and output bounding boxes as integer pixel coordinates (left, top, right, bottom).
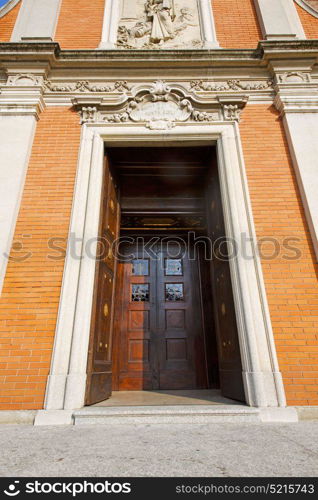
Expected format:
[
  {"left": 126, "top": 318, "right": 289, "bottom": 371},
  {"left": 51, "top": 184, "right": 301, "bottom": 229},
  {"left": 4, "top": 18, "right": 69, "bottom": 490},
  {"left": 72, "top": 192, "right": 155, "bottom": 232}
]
[
  {"left": 272, "top": 58, "right": 318, "bottom": 260},
  {"left": 0, "top": 69, "right": 47, "bottom": 291},
  {"left": 254, "top": 0, "right": 305, "bottom": 40}
]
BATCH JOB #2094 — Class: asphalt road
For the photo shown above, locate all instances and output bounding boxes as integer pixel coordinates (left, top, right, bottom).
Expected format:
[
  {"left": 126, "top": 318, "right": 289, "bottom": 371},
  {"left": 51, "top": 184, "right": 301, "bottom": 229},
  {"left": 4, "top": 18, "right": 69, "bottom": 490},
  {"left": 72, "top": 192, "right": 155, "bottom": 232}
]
[{"left": 0, "top": 422, "right": 317, "bottom": 477}]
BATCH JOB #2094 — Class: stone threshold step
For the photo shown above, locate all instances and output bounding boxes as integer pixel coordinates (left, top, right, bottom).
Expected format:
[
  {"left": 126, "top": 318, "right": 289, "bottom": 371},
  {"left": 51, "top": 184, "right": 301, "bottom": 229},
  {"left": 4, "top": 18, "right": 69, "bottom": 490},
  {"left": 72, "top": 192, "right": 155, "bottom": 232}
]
[{"left": 73, "top": 405, "right": 261, "bottom": 425}]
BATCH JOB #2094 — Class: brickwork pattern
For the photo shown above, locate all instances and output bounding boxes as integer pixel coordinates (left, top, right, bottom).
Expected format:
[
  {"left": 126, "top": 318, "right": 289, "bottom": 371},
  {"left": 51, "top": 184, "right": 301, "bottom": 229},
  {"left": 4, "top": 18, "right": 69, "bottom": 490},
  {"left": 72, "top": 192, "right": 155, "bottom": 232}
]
[
  {"left": 240, "top": 104, "right": 318, "bottom": 406},
  {"left": 212, "top": 0, "right": 262, "bottom": 48},
  {"left": 55, "top": 0, "right": 105, "bottom": 49},
  {"left": 0, "top": 107, "right": 81, "bottom": 410}
]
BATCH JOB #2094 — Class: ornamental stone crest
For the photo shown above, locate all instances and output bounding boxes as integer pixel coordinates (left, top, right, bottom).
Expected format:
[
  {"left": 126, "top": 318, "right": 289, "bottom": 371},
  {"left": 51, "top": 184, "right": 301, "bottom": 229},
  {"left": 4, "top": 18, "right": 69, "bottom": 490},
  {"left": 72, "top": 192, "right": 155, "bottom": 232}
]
[
  {"left": 104, "top": 81, "right": 219, "bottom": 128},
  {"left": 117, "top": 0, "right": 202, "bottom": 49},
  {"left": 73, "top": 81, "right": 221, "bottom": 128}
]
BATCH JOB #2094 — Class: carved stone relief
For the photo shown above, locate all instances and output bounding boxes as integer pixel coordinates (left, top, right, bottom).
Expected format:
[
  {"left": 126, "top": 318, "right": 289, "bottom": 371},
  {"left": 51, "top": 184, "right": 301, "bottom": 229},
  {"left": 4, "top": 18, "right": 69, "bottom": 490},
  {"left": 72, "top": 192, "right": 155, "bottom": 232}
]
[
  {"left": 6, "top": 74, "right": 44, "bottom": 86},
  {"left": 277, "top": 72, "right": 311, "bottom": 84},
  {"left": 117, "top": 0, "right": 202, "bottom": 49}
]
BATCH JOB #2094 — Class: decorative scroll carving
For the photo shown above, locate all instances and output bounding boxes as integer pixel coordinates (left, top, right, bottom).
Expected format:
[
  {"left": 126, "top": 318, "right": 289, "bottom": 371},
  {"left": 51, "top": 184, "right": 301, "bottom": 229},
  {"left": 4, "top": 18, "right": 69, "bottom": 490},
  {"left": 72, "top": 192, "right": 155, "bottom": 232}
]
[
  {"left": 44, "top": 80, "right": 130, "bottom": 93},
  {"left": 117, "top": 0, "right": 202, "bottom": 49},
  {"left": 190, "top": 79, "right": 274, "bottom": 92},
  {"left": 73, "top": 82, "right": 255, "bottom": 127}
]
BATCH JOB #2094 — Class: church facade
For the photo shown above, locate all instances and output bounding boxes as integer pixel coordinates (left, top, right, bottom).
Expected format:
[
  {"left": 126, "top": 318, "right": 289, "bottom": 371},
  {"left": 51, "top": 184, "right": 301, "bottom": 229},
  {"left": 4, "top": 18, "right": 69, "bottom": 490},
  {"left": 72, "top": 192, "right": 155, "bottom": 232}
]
[{"left": 0, "top": 0, "right": 318, "bottom": 424}]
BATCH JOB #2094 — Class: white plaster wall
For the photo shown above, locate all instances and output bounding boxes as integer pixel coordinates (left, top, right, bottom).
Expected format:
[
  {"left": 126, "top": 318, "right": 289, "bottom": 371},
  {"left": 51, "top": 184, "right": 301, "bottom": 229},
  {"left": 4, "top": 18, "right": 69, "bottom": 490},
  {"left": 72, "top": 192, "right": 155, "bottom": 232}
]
[
  {"left": 283, "top": 112, "right": 318, "bottom": 259},
  {"left": 0, "top": 115, "right": 36, "bottom": 292},
  {"left": 254, "top": 0, "right": 306, "bottom": 39},
  {"left": 11, "top": 0, "right": 61, "bottom": 41}
]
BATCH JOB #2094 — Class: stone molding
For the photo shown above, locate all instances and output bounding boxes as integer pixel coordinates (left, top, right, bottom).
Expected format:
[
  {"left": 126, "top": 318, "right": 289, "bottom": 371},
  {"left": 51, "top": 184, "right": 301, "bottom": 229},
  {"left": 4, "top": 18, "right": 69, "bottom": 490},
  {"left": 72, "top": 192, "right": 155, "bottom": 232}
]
[{"left": 294, "top": 0, "right": 318, "bottom": 18}]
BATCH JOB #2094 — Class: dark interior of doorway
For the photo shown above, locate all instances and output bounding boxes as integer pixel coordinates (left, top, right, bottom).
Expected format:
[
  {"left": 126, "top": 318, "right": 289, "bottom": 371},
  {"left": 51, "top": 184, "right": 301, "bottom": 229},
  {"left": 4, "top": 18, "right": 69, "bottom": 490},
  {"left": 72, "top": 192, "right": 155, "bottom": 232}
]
[{"left": 85, "top": 145, "right": 245, "bottom": 406}]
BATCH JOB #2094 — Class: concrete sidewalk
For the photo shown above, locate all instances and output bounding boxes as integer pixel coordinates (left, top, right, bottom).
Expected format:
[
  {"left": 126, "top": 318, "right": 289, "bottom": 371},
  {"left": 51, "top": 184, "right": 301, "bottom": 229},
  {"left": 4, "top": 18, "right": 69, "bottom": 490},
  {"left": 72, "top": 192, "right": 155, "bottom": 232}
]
[{"left": 0, "top": 421, "right": 317, "bottom": 477}]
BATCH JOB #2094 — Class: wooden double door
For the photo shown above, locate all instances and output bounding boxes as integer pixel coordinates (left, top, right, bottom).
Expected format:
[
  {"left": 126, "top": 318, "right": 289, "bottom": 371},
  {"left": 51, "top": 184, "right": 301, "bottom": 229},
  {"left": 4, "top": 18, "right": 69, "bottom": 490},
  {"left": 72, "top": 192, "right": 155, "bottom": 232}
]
[{"left": 113, "top": 239, "right": 208, "bottom": 391}]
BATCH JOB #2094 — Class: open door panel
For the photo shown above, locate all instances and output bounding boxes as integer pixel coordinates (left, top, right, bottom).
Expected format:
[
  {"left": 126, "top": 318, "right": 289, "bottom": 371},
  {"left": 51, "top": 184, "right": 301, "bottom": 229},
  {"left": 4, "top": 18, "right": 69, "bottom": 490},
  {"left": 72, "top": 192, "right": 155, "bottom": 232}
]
[
  {"left": 206, "top": 154, "right": 245, "bottom": 402},
  {"left": 85, "top": 155, "right": 120, "bottom": 405}
]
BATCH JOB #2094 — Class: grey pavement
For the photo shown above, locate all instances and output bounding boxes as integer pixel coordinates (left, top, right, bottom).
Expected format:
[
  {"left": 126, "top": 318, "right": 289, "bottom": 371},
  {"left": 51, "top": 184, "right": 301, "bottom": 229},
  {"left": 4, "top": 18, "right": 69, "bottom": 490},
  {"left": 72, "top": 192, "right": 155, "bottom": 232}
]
[{"left": 0, "top": 422, "right": 317, "bottom": 477}]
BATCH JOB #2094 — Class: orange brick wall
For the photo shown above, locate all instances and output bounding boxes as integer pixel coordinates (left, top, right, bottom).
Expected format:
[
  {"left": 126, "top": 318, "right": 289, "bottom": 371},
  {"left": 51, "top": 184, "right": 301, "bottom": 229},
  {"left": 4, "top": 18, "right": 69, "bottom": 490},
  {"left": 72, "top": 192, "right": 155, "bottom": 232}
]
[
  {"left": 0, "top": 0, "right": 21, "bottom": 42},
  {"left": 213, "top": 0, "right": 262, "bottom": 48},
  {"left": 240, "top": 104, "right": 318, "bottom": 406},
  {"left": 296, "top": 3, "right": 318, "bottom": 38},
  {"left": 55, "top": 0, "right": 105, "bottom": 49},
  {"left": 0, "top": 107, "right": 81, "bottom": 410}
]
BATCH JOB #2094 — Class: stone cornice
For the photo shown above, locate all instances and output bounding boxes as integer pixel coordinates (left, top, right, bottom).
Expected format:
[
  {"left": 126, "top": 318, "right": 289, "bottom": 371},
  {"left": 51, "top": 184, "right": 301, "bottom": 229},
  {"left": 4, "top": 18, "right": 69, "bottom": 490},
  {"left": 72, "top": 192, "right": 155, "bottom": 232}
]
[
  {"left": 0, "top": 41, "right": 317, "bottom": 70},
  {"left": 258, "top": 40, "right": 318, "bottom": 60},
  {"left": 0, "top": 42, "right": 317, "bottom": 110}
]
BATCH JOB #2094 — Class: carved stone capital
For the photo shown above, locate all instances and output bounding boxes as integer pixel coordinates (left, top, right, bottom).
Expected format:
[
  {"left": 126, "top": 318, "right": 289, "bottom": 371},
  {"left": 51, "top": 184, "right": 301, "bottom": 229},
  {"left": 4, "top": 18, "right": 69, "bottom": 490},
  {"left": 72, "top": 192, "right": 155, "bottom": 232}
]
[
  {"left": 6, "top": 73, "right": 44, "bottom": 87},
  {"left": 218, "top": 96, "right": 249, "bottom": 122},
  {"left": 0, "top": 96, "right": 45, "bottom": 119},
  {"left": 272, "top": 67, "right": 318, "bottom": 115},
  {"left": 0, "top": 72, "right": 46, "bottom": 119},
  {"left": 274, "top": 93, "right": 318, "bottom": 115}
]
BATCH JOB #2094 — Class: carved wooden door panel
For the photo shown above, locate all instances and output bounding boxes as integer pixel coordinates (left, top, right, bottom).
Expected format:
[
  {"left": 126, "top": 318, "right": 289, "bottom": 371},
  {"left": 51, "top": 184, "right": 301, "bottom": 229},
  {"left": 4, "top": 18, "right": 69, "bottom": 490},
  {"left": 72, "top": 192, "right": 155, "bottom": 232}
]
[
  {"left": 156, "top": 241, "right": 207, "bottom": 390},
  {"left": 206, "top": 160, "right": 245, "bottom": 402},
  {"left": 114, "top": 239, "right": 207, "bottom": 390},
  {"left": 85, "top": 156, "right": 120, "bottom": 405},
  {"left": 115, "top": 243, "right": 157, "bottom": 390}
]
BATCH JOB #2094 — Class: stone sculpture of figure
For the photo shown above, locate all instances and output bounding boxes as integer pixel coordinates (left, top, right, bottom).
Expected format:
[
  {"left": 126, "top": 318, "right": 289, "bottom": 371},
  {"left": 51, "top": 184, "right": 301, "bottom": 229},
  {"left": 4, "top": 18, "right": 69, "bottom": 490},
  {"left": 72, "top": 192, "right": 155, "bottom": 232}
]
[{"left": 146, "top": 0, "right": 176, "bottom": 44}]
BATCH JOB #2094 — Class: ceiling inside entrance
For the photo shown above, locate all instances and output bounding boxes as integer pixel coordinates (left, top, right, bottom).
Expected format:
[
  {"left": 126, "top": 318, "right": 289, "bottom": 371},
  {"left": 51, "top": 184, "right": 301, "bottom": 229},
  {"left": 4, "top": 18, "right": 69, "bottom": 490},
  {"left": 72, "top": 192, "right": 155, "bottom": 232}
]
[{"left": 107, "top": 146, "right": 215, "bottom": 231}]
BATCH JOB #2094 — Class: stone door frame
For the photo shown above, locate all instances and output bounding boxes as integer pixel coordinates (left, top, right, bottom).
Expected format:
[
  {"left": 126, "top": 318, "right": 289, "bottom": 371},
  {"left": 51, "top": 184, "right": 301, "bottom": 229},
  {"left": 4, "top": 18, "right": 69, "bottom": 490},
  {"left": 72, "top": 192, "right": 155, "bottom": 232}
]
[{"left": 44, "top": 121, "right": 287, "bottom": 412}]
